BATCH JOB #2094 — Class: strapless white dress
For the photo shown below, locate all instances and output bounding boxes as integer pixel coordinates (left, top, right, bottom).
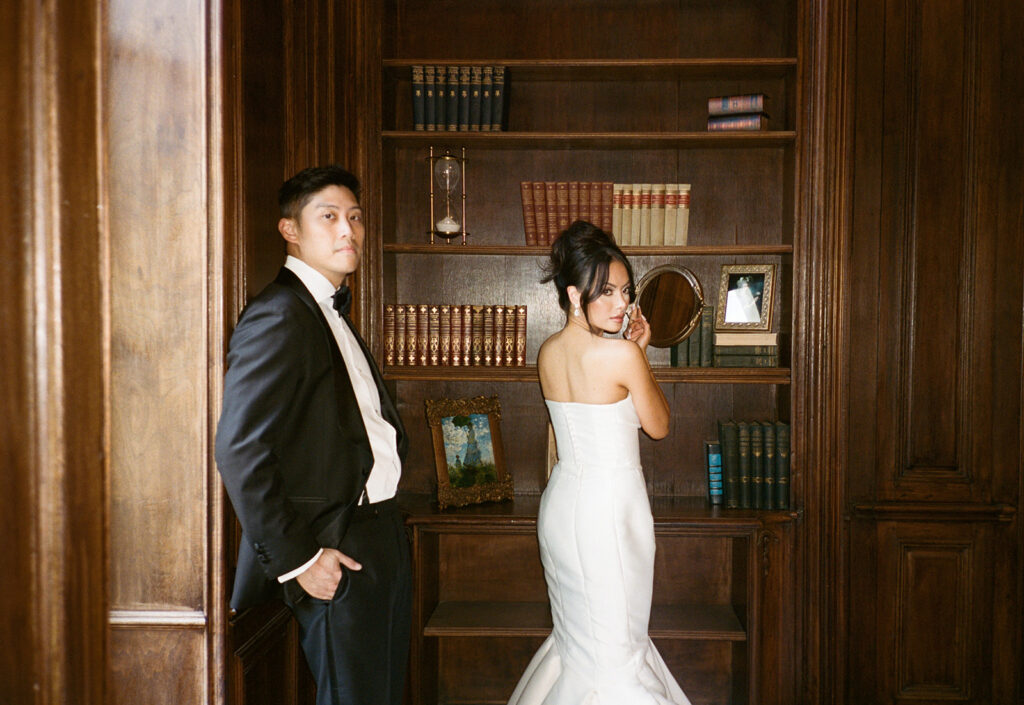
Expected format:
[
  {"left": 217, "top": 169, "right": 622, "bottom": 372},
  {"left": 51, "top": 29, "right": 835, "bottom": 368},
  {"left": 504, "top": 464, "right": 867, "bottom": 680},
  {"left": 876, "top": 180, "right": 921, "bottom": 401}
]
[{"left": 507, "top": 395, "right": 691, "bottom": 705}]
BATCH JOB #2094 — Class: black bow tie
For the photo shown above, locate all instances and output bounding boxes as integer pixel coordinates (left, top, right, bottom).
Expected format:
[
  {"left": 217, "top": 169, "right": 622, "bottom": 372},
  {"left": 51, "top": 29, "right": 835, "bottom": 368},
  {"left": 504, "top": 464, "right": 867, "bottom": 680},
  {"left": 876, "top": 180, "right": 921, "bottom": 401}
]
[{"left": 332, "top": 285, "right": 351, "bottom": 316}]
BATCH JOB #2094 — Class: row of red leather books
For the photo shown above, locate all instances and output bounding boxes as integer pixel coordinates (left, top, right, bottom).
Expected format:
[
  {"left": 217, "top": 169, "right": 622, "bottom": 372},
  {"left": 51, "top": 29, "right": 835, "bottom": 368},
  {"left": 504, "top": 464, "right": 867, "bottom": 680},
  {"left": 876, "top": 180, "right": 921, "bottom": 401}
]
[{"left": 519, "top": 181, "right": 614, "bottom": 246}]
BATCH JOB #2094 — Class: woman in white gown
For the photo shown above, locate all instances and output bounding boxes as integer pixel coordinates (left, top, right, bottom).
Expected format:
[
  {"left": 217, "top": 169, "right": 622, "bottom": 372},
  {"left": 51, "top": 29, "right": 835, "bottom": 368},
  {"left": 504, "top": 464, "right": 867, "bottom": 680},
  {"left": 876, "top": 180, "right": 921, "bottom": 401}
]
[{"left": 508, "top": 221, "right": 691, "bottom": 705}]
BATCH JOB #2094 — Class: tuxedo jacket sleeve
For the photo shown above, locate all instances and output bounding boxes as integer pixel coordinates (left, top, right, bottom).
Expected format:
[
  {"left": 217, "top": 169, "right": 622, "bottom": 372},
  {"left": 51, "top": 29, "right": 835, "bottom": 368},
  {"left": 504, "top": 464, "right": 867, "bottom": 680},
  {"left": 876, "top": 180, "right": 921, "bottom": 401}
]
[{"left": 215, "top": 268, "right": 406, "bottom": 610}]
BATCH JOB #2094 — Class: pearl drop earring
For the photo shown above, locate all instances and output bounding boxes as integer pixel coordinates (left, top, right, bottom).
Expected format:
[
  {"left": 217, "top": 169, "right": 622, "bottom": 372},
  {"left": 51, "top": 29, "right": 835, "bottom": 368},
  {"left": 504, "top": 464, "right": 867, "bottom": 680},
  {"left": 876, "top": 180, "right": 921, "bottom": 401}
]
[{"left": 573, "top": 304, "right": 580, "bottom": 317}]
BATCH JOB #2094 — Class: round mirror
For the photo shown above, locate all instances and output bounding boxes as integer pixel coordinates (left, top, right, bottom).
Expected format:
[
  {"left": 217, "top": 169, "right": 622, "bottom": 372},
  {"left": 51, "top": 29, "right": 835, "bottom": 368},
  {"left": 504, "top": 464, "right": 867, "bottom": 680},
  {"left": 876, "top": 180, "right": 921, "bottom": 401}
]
[{"left": 634, "top": 265, "right": 704, "bottom": 348}]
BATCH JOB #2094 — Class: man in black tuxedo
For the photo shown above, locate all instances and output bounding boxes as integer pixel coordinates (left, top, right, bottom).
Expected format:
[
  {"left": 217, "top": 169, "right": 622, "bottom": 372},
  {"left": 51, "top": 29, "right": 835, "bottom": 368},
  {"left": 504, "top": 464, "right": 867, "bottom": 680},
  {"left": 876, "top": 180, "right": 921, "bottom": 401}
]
[{"left": 215, "top": 165, "right": 410, "bottom": 705}]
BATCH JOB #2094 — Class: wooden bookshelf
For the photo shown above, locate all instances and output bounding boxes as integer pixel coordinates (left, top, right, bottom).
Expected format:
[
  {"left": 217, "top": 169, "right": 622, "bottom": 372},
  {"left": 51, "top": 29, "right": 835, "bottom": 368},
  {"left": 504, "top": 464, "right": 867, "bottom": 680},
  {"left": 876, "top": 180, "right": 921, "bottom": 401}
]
[{"left": 374, "top": 2, "right": 802, "bottom": 703}]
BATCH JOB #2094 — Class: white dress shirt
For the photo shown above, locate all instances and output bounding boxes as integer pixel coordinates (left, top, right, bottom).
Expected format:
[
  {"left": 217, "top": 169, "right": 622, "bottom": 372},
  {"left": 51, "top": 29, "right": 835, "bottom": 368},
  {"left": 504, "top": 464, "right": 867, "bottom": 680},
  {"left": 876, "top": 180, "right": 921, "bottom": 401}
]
[{"left": 277, "top": 256, "right": 402, "bottom": 583}]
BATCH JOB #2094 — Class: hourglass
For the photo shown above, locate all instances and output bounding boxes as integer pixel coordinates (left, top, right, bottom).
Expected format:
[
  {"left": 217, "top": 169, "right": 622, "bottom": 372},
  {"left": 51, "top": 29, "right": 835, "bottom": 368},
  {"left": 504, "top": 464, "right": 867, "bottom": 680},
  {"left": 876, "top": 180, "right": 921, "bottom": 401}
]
[{"left": 427, "top": 147, "right": 468, "bottom": 244}]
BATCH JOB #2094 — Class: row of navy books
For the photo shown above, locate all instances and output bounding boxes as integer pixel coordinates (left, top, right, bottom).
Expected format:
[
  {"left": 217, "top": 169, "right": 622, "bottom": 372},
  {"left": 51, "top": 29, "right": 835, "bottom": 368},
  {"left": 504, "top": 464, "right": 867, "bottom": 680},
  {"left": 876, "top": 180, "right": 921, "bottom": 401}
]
[
  {"left": 520, "top": 181, "right": 614, "bottom": 246},
  {"left": 709, "top": 419, "right": 790, "bottom": 509},
  {"left": 706, "top": 93, "right": 771, "bottom": 132},
  {"left": 671, "top": 315, "right": 781, "bottom": 368},
  {"left": 383, "top": 303, "right": 527, "bottom": 367},
  {"left": 612, "top": 183, "right": 690, "bottom": 246},
  {"left": 412, "top": 65, "right": 506, "bottom": 132},
  {"left": 671, "top": 306, "right": 714, "bottom": 367}
]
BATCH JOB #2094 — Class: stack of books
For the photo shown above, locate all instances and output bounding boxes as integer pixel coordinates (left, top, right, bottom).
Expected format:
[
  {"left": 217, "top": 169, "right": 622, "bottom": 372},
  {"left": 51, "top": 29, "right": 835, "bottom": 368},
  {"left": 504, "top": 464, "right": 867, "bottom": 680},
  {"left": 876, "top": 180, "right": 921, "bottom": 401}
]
[
  {"left": 412, "top": 65, "right": 506, "bottom": 132},
  {"left": 519, "top": 181, "right": 614, "bottom": 246},
  {"left": 706, "top": 93, "right": 770, "bottom": 132},
  {"left": 612, "top": 183, "right": 690, "bottom": 246},
  {"left": 712, "top": 419, "right": 790, "bottom": 510},
  {"left": 671, "top": 306, "right": 714, "bottom": 367},
  {"left": 384, "top": 303, "right": 527, "bottom": 368},
  {"left": 713, "top": 331, "right": 780, "bottom": 368}
]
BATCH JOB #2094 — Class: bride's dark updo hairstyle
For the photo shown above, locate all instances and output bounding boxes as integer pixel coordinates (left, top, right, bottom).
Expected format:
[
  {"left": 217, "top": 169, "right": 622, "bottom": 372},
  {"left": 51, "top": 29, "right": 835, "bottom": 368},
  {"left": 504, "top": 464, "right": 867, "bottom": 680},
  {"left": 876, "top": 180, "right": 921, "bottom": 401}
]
[{"left": 541, "top": 220, "right": 635, "bottom": 326}]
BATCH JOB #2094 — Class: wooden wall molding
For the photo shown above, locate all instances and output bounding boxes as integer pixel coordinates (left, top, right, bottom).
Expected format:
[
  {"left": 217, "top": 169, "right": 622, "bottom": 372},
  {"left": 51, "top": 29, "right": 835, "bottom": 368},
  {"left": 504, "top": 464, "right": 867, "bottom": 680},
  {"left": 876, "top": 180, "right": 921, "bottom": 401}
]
[
  {"left": 851, "top": 502, "right": 1015, "bottom": 522},
  {"left": 795, "top": 0, "right": 856, "bottom": 701},
  {"left": 1, "top": 0, "right": 108, "bottom": 703},
  {"left": 109, "top": 610, "right": 209, "bottom": 627}
]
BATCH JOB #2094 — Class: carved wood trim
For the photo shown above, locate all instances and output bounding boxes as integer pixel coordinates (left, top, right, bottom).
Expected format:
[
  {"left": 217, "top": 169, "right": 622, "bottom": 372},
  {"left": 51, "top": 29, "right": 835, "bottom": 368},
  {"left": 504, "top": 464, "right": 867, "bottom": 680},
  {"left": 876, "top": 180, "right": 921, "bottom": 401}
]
[
  {"left": 795, "top": 0, "right": 856, "bottom": 701},
  {"left": 850, "top": 502, "right": 1015, "bottom": 522},
  {"left": 109, "top": 610, "right": 209, "bottom": 628}
]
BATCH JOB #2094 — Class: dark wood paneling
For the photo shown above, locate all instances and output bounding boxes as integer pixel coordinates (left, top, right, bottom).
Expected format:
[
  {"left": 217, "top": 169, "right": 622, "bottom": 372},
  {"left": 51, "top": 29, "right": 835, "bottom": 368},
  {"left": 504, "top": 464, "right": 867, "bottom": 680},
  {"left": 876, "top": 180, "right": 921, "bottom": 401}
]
[
  {"left": 103, "top": 0, "right": 219, "bottom": 699},
  {"left": 229, "top": 603, "right": 315, "bottom": 705},
  {"left": 842, "top": 0, "right": 1024, "bottom": 702},
  {"left": 388, "top": 0, "right": 795, "bottom": 59},
  {"left": 110, "top": 627, "right": 206, "bottom": 704},
  {"left": 1, "top": 0, "right": 108, "bottom": 703},
  {"left": 848, "top": 0, "right": 1023, "bottom": 503},
  {"left": 1, "top": 3, "right": 39, "bottom": 702},
  {"left": 106, "top": 0, "right": 209, "bottom": 612},
  {"left": 848, "top": 520, "right": 997, "bottom": 703},
  {"left": 223, "top": 1, "right": 355, "bottom": 703}
]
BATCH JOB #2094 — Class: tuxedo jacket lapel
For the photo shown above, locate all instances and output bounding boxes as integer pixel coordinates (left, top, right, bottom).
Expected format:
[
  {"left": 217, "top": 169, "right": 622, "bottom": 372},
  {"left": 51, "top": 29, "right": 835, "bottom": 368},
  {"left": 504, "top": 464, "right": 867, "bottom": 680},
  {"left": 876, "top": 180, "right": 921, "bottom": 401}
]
[{"left": 274, "top": 268, "right": 373, "bottom": 474}]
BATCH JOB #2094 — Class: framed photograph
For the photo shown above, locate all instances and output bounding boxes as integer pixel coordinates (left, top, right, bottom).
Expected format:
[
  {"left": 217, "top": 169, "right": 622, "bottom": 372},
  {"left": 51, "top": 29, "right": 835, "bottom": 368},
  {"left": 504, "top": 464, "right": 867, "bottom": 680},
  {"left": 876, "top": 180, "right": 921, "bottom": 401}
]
[
  {"left": 715, "top": 263, "right": 777, "bottom": 331},
  {"left": 425, "top": 395, "right": 514, "bottom": 509}
]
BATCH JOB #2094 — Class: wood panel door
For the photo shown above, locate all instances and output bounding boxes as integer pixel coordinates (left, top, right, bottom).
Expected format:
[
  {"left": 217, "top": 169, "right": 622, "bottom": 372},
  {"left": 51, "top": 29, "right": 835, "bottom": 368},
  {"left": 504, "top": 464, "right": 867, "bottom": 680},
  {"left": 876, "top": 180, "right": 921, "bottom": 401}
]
[{"left": 841, "top": 0, "right": 1024, "bottom": 702}]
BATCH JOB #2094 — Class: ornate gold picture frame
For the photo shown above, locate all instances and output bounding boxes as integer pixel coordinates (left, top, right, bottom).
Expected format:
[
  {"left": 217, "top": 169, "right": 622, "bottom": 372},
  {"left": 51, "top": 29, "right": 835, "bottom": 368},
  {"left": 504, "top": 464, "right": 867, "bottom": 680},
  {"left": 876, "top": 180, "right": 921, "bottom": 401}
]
[
  {"left": 425, "top": 395, "right": 513, "bottom": 509},
  {"left": 715, "top": 263, "right": 777, "bottom": 331}
]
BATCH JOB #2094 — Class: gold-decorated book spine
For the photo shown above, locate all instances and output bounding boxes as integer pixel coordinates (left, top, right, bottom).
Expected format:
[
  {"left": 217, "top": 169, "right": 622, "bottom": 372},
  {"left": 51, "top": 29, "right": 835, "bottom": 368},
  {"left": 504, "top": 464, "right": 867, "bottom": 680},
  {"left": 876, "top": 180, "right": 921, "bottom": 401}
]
[
  {"left": 482, "top": 305, "right": 495, "bottom": 366},
  {"left": 470, "top": 305, "right": 484, "bottom": 366},
  {"left": 503, "top": 306, "right": 516, "bottom": 368},
  {"left": 383, "top": 304, "right": 396, "bottom": 366},
  {"left": 461, "top": 304, "right": 473, "bottom": 366},
  {"left": 439, "top": 305, "right": 451, "bottom": 366},
  {"left": 493, "top": 305, "right": 505, "bottom": 366},
  {"left": 515, "top": 305, "right": 527, "bottom": 366},
  {"left": 428, "top": 304, "right": 440, "bottom": 366},
  {"left": 405, "top": 304, "right": 419, "bottom": 366},
  {"left": 450, "top": 304, "right": 463, "bottom": 366},
  {"left": 394, "top": 304, "right": 406, "bottom": 366}
]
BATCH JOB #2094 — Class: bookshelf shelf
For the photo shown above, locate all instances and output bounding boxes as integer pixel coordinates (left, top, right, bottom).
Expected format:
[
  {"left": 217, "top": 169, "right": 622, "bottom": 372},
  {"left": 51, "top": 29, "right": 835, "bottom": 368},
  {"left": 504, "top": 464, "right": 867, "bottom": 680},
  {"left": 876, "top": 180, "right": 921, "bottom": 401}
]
[
  {"left": 383, "top": 57, "right": 797, "bottom": 81},
  {"left": 384, "top": 365, "right": 790, "bottom": 384},
  {"left": 382, "top": 130, "right": 796, "bottom": 150},
  {"left": 424, "top": 600, "right": 747, "bottom": 640},
  {"left": 384, "top": 243, "right": 794, "bottom": 256},
  {"left": 400, "top": 493, "right": 799, "bottom": 526}
]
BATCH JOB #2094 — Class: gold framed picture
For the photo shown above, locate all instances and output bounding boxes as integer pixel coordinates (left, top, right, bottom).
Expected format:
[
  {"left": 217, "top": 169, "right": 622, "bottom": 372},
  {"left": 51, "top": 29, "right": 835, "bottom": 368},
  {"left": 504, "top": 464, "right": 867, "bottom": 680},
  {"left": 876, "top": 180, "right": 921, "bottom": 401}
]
[
  {"left": 715, "top": 263, "right": 777, "bottom": 331},
  {"left": 425, "top": 395, "right": 514, "bottom": 509}
]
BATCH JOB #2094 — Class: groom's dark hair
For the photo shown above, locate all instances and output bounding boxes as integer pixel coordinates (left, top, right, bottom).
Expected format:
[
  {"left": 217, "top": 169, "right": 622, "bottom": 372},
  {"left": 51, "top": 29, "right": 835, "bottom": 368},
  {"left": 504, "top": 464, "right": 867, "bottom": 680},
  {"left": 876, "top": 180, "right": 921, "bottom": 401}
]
[{"left": 278, "top": 165, "right": 361, "bottom": 220}]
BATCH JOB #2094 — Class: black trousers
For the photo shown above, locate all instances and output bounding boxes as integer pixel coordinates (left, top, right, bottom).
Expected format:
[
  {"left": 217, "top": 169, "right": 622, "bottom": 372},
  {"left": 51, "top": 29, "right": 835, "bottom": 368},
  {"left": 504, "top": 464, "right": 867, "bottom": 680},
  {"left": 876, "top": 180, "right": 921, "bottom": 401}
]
[{"left": 285, "top": 499, "right": 412, "bottom": 705}]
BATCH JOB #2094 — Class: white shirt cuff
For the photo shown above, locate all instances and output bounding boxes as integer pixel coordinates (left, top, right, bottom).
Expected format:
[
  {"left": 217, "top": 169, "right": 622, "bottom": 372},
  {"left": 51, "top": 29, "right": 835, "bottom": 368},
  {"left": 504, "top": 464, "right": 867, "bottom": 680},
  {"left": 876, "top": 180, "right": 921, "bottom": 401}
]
[{"left": 277, "top": 548, "right": 323, "bottom": 583}]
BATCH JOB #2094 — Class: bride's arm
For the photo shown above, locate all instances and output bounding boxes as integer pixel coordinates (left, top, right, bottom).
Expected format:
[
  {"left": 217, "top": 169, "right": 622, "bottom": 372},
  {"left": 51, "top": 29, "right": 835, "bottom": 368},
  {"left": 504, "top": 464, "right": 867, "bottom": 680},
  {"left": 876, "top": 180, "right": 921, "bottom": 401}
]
[{"left": 614, "top": 342, "right": 670, "bottom": 439}]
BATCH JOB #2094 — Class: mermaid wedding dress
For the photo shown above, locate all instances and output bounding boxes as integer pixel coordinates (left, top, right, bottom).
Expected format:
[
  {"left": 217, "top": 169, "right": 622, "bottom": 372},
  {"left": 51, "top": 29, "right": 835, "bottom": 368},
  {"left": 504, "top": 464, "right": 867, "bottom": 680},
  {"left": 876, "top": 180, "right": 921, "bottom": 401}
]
[{"left": 507, "top": 394, "right": 691, "bottom": 705}]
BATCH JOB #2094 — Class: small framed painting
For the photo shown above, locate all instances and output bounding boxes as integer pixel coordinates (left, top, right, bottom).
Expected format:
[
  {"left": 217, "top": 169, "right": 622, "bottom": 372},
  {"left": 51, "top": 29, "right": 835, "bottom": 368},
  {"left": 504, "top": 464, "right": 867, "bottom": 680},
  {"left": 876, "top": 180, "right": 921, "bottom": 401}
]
[{"left": 425, "top": 395, "right": 514, "bottom": 509}]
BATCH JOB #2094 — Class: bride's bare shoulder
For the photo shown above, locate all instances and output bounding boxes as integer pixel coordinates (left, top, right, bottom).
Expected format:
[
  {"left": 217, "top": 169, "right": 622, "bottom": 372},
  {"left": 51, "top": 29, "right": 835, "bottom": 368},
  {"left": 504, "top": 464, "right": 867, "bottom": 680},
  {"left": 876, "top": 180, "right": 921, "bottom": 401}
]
[{"left": 592, "top": 335, "right": 644, "bottom": 363}]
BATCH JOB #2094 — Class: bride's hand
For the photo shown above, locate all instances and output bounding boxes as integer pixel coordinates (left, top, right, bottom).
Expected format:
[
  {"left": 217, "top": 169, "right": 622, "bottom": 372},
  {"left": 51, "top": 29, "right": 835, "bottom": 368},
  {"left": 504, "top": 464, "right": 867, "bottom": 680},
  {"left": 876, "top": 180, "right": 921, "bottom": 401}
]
[{"left": 625, "top": 308, "right": 651, "bottom": 350}]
